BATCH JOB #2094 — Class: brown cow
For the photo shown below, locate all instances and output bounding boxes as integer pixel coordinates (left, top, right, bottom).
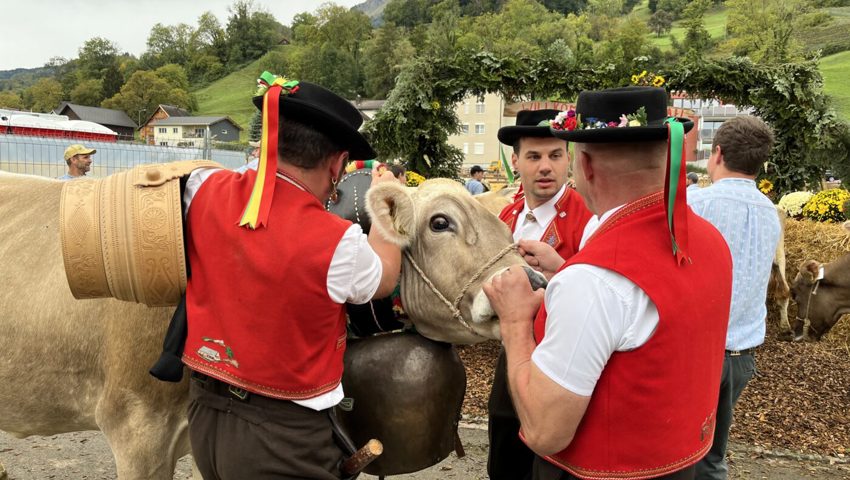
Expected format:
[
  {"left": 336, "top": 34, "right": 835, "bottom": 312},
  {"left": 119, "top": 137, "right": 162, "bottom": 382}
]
[{"left": 789, "top": 221, "right": 850, "bottom": 340}]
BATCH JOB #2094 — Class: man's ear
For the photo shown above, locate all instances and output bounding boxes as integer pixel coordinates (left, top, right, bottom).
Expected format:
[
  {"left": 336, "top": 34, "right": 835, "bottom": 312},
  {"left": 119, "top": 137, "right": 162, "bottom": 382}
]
[
  {"left": 366, "top": 182, "right": 416, "bottom": 247},
  {"left": 579, "top": 149, "right": 593, "bottom": 182},
  {"left": 511, "top": 152, "right": 518, "bottom": 170},
  {"left": 329, "top": 151, "right": 349, "bottom": 179}
]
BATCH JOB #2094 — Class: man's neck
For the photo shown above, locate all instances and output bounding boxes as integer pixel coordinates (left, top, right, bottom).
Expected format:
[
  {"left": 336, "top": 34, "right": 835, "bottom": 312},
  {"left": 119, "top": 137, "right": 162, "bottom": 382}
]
[
  {"left": 711, "top": 169, "right": 755, "bottom": 182},
  {"left": 278, "top": 163, "right": 323, "bottom": 199}
]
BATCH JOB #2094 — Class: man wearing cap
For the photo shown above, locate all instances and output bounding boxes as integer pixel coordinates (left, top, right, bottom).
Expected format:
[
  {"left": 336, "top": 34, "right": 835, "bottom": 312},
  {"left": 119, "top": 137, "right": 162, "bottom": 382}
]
[
  {"left": 235, "top": 140, "right": 261, "bottom": 174},
  {"left": 690, "top": 116, "right": 780, "bottom": 480},
  {"left": 687, "top": 172, "right": 700, "bottom": 192},
  {"left": 58, "top": 144, "right": 95, "bottom": 180},
  {"left": 488, "top": 109, "right": 592, "bottom": 480},
  {"left": 466, "top": 165, "right": 488, "bottom": 194},
  {"left": 179, "top": 77, "right": 401, "bottom": 479},
  {"left": 484, "top": 86, "right": 733, "bottom": 480}
]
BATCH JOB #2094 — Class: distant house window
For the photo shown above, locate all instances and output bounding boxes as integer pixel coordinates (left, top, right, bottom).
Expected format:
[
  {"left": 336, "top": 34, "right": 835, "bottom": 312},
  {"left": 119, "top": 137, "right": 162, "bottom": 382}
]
[
  {"left": 160, "top": 142, "right": 168, "bottom": 146},
  {"left": 221, "top": 130, "right": 228, "bottom": 135},
  {"left": 475, "top": 123, "right": 485, "bottom": 135},
  {"left": 463, "top": 143, "right": 469, "bottom": 154},
  {"left": 461, "top": 123, "right": 469, "bottom": 134},
  {"left": 173, "top": 127, "right": 179, "bottom": 133},
  {"left": 158, "top": 127, "right": 166, "bottom": 133},
  {"left": 195, "top": 128, "right": 204, "bottom": 137},
  {"left": 474, "top": 143, "right": 484, "bottom": 155},
  {"left": 475, "top": 99, "right": 485, "bottom": 114},
  {"left": 464, "top": 102, "right": 469, "bottom": 115}
]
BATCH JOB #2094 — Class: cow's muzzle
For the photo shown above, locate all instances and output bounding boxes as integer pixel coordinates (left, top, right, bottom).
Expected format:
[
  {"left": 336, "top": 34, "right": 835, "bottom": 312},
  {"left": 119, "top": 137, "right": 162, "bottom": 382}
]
[{"left": 469, "top": 266, "right": 548, "bottom": 339}]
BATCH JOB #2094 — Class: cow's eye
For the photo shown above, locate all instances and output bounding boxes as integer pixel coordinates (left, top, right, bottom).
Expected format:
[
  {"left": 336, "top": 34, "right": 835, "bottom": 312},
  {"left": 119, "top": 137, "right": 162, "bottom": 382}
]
[{"left": 430, "top": 215, "right": 451, "bottom": 232}]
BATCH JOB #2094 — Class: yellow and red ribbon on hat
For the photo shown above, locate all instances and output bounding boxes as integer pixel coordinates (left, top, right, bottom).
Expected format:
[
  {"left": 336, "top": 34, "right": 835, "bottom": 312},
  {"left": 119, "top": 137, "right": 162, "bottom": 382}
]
[{"left": 238, "top": 73, "right": 300, "bottom": 229}]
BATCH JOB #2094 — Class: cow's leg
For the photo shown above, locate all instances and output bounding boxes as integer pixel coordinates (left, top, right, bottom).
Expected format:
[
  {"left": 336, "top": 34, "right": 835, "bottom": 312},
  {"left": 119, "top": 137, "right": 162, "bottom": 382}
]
[
  {"left": 770, "top": 264, "right": 793, "bottom": 340},
  {"left": 95, "top": 391, "right": 190, "bottom": 480}
]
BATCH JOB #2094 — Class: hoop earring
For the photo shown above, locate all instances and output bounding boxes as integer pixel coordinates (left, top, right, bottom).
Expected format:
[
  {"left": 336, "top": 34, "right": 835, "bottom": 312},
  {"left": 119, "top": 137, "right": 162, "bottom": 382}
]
[{"left": 330, "top": 177, "right": 339, "bottom": 204}]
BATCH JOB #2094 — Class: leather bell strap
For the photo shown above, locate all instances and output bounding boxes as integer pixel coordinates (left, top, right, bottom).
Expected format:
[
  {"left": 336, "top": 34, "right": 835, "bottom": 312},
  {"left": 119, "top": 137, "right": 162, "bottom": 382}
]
[{"left": 663, "top": 118, "right": 689, "bottom": 265}]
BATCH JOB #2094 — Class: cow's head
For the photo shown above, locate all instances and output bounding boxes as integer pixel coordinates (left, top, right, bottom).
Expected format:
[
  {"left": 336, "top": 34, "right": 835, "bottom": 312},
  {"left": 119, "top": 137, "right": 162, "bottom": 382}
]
[
  {"left": 366, "top": 179, "right": 545, "bottom": 344},
  {"left": 790, "top": 258, "right": 850, "bottom": 341}
]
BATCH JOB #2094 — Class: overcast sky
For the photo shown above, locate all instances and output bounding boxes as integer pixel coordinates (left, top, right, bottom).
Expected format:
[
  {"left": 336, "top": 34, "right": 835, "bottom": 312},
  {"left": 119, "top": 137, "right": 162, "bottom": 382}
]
[{"left": 0, "top": 0, "right": 364, "bottom": 71}]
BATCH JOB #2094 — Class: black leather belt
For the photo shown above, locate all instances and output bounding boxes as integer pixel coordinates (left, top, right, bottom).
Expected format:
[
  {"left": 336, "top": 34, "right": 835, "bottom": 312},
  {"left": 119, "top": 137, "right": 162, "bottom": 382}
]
[
  {"left": 190, "top": 371, "right": 254, "bottom": 402},
  {"left": 726, "top": 348, "right": 755, "bottom": 357}
]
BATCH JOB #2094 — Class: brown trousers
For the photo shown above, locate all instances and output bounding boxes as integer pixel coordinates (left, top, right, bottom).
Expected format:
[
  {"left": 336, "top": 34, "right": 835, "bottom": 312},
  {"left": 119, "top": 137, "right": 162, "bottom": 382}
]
[{"left": 188, "top": 374, "right": 353, "bottom": 480}]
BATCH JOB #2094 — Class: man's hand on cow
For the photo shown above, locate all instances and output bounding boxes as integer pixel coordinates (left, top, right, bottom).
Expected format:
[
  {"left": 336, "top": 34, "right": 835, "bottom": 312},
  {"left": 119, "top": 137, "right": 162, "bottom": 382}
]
[
  {"left": 483, "top": 265, "right": 544, "bottom": 338},
  {"left": 371, "top": 163, "right": 398, "bottom": 186},
  {"left": 518, "top": 239, "right": 566, "bottom": 280}
]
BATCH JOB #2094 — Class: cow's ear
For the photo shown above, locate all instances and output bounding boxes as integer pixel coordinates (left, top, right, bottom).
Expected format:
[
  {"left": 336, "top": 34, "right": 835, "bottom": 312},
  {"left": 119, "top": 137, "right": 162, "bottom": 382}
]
[
  {"left": 800, "top": 260, "right": 821, "bottom": 283},
  {"left": 366, "top": 182, "right": 416, "bottom": 247}
]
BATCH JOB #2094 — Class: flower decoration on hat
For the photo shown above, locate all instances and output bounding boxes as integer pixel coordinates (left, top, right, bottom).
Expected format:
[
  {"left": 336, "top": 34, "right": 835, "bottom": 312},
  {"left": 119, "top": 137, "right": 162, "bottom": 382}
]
[
  {"left": 239, "top": 71, "right": 300, "bottom": 230},
  {"left": 631, "top": 70, "right": 666, "bottom": 88},
  {"left": 546, "top": 107, "right": 648, "bottom": 131}
]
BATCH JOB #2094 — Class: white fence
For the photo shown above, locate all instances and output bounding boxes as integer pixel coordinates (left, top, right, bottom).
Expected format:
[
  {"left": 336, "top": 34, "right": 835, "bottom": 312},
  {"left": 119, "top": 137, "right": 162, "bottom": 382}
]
[{"left": 0, "top": 134, "right": 249, "bottom": 178}]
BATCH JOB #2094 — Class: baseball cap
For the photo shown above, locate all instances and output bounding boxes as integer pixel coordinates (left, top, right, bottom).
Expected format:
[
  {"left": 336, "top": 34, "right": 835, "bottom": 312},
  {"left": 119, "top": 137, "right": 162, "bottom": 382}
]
[{"left": 64, "top": 144, "right": 96, "bottom": 161}]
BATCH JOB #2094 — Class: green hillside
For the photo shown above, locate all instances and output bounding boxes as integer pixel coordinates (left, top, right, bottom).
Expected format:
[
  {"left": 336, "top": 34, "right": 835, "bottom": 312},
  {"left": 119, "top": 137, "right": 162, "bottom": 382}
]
[
  {"left": 820, "top": 51, "right": 850, "bottom": 122},
  {"left": 646, "top": 8, "right": 728, "bottom": 49},
  {"left": 193, "top": 56, "right": 268, "bottom": 141}
]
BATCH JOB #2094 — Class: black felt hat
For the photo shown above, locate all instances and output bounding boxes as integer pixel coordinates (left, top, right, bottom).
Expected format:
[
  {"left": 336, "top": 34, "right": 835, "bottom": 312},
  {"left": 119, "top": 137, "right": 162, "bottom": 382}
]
[
  {"left": 550, "top": 86, "right": 693, "bottom": 143},
  {"left": 497, "top": 109, "right": 562, "bottom": 145},
  {"left": 252, "top": 81, "right": 376, "bottom": 160}
]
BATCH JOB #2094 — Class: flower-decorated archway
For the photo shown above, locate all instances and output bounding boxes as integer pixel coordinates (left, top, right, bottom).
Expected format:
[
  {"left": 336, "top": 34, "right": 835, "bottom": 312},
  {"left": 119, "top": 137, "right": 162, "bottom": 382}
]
[{"left": 364, "top": 51, "right": 849, "bottom": 194}]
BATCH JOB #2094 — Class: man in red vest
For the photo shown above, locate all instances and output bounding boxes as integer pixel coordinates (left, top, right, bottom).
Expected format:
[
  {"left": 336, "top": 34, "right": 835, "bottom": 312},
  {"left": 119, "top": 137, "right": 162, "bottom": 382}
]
[
  {"left": 484, "top": 87, "right": 733, "bottom": 480},
  {"left": 180, "top": 79, "right": 401, "bottom": 479},
  {"left": 489, "top": 109, "right": 592, "bottom": 480}
]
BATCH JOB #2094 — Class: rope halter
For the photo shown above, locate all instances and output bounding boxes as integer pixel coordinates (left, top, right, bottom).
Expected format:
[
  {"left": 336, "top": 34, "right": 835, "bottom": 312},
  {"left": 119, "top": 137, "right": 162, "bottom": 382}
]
[{"left": 403, "top": 242, "right": 519, "bottom": 339}]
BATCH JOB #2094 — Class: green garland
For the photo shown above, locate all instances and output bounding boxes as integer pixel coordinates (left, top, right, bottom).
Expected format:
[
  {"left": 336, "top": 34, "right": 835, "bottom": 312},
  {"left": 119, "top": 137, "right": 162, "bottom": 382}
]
[{"left": 365, "top": 50, "right": 849, "bottom": 194}]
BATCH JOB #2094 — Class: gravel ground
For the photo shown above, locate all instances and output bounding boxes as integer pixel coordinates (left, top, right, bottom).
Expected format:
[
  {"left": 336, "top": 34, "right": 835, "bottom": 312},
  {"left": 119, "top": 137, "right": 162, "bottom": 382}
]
[{"left": 1, "top": 425, "right": 848, "bottom": 480}]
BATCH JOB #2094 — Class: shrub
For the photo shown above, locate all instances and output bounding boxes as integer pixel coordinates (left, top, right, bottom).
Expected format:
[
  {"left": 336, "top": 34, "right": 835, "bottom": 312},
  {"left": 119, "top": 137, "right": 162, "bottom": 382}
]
[
  {"left": 801, "top": 189, "right": 850, "bottom": 222},
  {"left": 844, "top": 197, "right": 850, "bottom": 220},
  {"left": 778, "top": 191, "right": 814, "bottom": 218}
]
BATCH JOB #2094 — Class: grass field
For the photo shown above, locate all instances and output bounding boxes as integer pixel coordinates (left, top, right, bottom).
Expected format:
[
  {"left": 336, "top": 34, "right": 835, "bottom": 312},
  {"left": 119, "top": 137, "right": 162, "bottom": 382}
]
[
  {"left": 820, "top": 51, "right": 850, "bottom": 122},
  {"left": 193, "top": 57, "right": 268, "bottom": 140}
]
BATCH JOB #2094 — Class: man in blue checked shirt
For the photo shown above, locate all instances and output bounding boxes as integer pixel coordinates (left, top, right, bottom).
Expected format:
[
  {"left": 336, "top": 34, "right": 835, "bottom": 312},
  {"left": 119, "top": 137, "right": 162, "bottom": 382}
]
[{"left": 688, "top": 116, "right": 781, "bottom": 480}]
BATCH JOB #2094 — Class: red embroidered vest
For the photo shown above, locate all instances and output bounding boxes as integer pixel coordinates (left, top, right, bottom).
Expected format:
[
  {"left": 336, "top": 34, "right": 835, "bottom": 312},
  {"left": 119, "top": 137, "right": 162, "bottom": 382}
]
[
  {"left": 531, "top": 193, "right": 732, "bottom": 479},
  {"left": 499, "top": 187, "right": 592, "bottom": 258},
  {"left": 182, "top": 170, "right": 351, "bottom": 400}
]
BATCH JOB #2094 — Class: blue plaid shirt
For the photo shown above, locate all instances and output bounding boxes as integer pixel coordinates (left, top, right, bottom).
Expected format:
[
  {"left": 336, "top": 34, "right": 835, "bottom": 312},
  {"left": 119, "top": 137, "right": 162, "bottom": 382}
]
[{"left": 688, "top": 178, "right": 780, "bottom": 350}]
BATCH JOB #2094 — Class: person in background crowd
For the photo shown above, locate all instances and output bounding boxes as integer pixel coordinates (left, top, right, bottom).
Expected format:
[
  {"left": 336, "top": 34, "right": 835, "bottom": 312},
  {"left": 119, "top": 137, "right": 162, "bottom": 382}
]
[
  {"left": 58, "top": 144, "right": 95, "bottom": 180},
  {"left": 488, "top": 109, "right": 592, "bottom": 480},
  {"left": 466, "top": 165, "right": 488, "bottom": 195},
  {"left": 485, "top": 86, "right": 733, "bottom": 480},
  {"left": 687, "top": 172, "right": 700, "bottom": 192},
  {"left": 390, "top": 164, "right": 407, "bottom": 185},
  {"left": 690, "top": 116, "right": 780, "bottom": 480}
]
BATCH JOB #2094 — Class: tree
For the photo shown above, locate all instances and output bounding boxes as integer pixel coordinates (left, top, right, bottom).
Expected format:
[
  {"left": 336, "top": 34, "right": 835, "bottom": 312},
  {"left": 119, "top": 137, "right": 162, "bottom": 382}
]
[
  {"left": 363, "top": 23, "right": 416, "bottom": 98},
  {"left": 77, "top": 37, "right": 124, "bottom": 98},
  {"left": 195, "top": 11, "right": 228, "bottom": 65},
  {"left": 0, "top": 91, "right": 23, "bottom": 109},
  {"left": 141, "top": 23, "right": 195, "bottom": 68},
  {"left": 656, "top": 0, "right": 688, "bottom": 19},
  {"left": 248, "top": 110, "right": 262, "bottom": 142},
  {"left": 681, "top": 0, "right": 713, "bottom": 54},
  {"left": 102, "top": 70, "right": 192, "bottom": 118},
  {"left": 648, "top": 10, "right": 674, "bottom": 37},
  {"left": 383, "top": 0, "right": 436, "bottom": 28},
  {"left": 155, "top": 64, "right": 190, "bottom": 91},
  {"left": 70, "top": 79, "right": 104, "bottom": 106},
  {"left": 23, "top": 78, "right": 64, "bottom": 112},
  {"left": 725, "top": 0, "right": 809, "bottom": 63},
  {"left": 541, "top": 0, "right": 588, "bottom": 14},
  {"left": 225, "top": 1, "right": 286, "bottom": 66}
]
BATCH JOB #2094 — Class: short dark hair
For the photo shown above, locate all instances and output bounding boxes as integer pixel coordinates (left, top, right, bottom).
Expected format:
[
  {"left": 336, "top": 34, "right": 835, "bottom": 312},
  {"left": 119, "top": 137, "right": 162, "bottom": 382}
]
[
  {"left": 687, "top": 172, "right": 699, "bottom": 184},
  {"left": 470, "top": 165, "right": 484, "bottom": 174},
  {"left": 390, "top": 164, "right": 406, "bottom": 178},
  {"left": 278, "top": 117, "right": 344, "bottom": 169},
  {"left": 711, "top": 116, "right": 774, "bottom": 176}
]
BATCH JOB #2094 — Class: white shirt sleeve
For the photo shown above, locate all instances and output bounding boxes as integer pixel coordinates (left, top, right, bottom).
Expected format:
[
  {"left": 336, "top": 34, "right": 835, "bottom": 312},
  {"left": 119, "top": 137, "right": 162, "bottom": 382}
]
[
  {"left": 183, "top": 168, "right": 223, "bottom": 217},
  {"left": 531, "top": 264, "right": 659, "bottom": 397},
  {"left": 326, "top": 224, "right": 383, "bottom": 305}
]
